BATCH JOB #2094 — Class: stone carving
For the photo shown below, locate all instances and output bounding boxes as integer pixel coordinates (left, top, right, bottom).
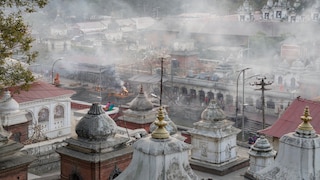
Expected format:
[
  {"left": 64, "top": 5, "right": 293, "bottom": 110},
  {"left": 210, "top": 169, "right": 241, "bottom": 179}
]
[
  {"left": 225, "top": 143, "right": 231, "bottom": 160},
  {"left": 200, "top": 141, "right": 208, "bottom": 157}
]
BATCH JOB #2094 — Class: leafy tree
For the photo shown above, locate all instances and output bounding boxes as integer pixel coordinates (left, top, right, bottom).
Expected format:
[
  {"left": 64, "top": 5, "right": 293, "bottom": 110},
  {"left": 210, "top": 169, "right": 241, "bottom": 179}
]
[{"left": 0, "top": 0, "right": 47, "bottom": 92}]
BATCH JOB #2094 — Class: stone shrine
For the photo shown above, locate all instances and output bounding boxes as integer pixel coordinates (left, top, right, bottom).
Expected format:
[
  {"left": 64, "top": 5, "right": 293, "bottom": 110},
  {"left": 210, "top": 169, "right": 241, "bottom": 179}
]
[
  {"left": 245, "top": 136, "right": 276, "bottom": 179},
  {"left": 188, "top": 100, "right": 248, "bottom": 175},
  {"left": 117, "top": 85, "right": 156, "bottom": 132},
  {"left": 57, "top": 103, "right": 133, "bottom": 180},
  {"left": 255, "top": 106, "right": 320, "bottom": 179},
  {"left": 115, "top": 107, "right": 199, "bottom": 180},
  {"left": 0, "top": 121, "right": 35, "bottom": 180},
  {"left": 0, "top": 90, "right": 29, "bottom": 142}
]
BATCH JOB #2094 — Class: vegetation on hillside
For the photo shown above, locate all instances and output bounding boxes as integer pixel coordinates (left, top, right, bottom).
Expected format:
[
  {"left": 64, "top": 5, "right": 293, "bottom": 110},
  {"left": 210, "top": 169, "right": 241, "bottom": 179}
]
[{"left": 0, "top": 0, "right": 47, "bottom": 92}]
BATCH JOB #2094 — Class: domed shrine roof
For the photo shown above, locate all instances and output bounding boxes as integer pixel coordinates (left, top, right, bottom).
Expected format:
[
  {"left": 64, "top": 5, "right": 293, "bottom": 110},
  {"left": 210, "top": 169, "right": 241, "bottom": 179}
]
[
  {"left": 76, "top": 103, "right": 117, "bottom": 141},
  {"left": 201, "top": 100, "right": 226, "bottom": 121},
  {"left": 129, "top": 85, "right": 153, "bottom": 111},
  {"left": 0, "top": 90, "right": 19, "bottom": 114}
]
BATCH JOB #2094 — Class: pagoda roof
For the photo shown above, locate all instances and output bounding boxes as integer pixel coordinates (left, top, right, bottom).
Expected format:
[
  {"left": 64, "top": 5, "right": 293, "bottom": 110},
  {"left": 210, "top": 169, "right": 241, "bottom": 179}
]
[
  {"left": 8, "top": 80, "right": 75, "bottom": 103},
  {"left": 260, "top": 97, "right": 320, "bottom": 138}
]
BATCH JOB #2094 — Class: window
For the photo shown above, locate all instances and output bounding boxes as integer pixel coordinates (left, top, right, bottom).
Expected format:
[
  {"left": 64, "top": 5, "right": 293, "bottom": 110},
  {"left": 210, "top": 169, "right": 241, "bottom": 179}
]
[
  {"left": 54, "top": 105, "right": 64, "bottom": 119},
  {"left": 38, "top": 108, "right": 49, "bottom": 122}
]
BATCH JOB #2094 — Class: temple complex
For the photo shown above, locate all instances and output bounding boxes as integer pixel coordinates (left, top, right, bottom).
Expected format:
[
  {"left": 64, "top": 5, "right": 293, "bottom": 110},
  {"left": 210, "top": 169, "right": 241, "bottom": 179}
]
[
  {"left": 255, "top": 106, "right": 320, "bottom": 179},
  {"left": 57, "top": 103, "right": 133, "bottom": 180},
  {"left": 117, "top": 85, "right": 157, "bottom": 132},
  {"left": 115, "top": 107, "right": 199, "bottom": 180},
  {"left": 188, "top": 100, "right": 248, "bottom": 175}
]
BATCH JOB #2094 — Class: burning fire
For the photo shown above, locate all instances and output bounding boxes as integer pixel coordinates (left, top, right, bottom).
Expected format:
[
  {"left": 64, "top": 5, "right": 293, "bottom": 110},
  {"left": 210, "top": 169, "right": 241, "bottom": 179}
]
[{"left": 121, "top": 86, "right": 128, "bottom": 95}]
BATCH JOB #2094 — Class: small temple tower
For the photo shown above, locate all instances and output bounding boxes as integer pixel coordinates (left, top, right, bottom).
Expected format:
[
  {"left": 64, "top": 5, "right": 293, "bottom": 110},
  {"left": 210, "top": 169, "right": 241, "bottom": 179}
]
[
  {"left": 57, "top": 103, "right": 133, "bottom": 180},
  {"left": 117, "top": 85, "right": 156, "bottom": 132},
  {"left": 0, "top": 90, "right": 29, "bottom": 142},
  {"left": 0, "top": 121, "right": 35, "bottom": 179},
  {"left": 245, "top": 136, "right": 276, "bottom": 179},
  {"left": 115, "top": 106, "right": 199, "bottom": 180},
  {"left": 255, "top": 106, "right": 320, "bottom": 180},
  {"left": 188, "top": 100, "right": 248, "bottom": 175}
]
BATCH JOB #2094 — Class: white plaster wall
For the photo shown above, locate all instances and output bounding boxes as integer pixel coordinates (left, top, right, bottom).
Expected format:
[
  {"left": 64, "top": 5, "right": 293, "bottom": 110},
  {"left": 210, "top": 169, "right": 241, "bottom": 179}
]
[
  {"left": 20, "top": 97, "right": 72, "bottom": 139},
  {"left": 191, "top": 134, "right": 237, "bottom": 164},
  {"left": 249, "top": 156, "right": 274, "bottom": 173},
  {"left": 116, "top": 148, "right": 197, "bottom": 180}
]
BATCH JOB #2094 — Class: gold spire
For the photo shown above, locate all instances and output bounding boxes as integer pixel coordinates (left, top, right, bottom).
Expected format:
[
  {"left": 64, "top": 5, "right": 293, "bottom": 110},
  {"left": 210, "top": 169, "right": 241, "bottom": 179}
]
[
  {"left": 298, "top": 106, "right": 314, "bottom": 131},
  {"left": 151, "top": 107, "right": 169, "bottom": 139}
]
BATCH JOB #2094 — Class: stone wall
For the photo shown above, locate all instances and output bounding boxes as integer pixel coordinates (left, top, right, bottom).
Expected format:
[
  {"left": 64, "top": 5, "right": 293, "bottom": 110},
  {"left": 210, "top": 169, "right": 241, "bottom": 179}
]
[{"left": 22, "top": 137, "right": 67, "bottom": 175}]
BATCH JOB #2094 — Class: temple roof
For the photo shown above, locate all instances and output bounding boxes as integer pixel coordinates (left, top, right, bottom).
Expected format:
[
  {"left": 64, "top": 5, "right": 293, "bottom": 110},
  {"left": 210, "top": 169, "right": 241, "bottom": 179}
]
[
  {"left": 129, "top": 85, "right": 153, "bottom": 111},
  {"left": 8, "top": 80, "right": 75, "bottom": 103},
  {"left": 0, "top": 91, "right": 19, "bottom": 113},
  {"left": 200, "top": 100, "right": 226, "bottom": 121},
  {"left": 76, "top": 103, "right": 117, "bottom": 141},
  {"left": 260, "top": 97, "right": 320, "bottom": 138}
]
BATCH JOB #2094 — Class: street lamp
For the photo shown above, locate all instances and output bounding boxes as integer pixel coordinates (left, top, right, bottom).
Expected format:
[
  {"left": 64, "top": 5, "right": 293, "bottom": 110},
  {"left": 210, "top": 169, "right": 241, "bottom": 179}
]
[
  {"left": 235, "top": 67, "right": 251, "bottom": 142},
  {"left": 51, "top": 58, "right": 63, "bottom": 84}
]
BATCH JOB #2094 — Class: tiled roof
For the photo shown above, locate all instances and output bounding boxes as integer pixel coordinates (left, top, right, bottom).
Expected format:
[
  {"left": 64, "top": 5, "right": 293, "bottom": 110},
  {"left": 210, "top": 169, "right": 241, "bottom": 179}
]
[
  {"left": 9, "top": 80, "right": 75, "bottom": 103},
  {"left": 260, "top": 97, "right": 320, "bottom": 138}
]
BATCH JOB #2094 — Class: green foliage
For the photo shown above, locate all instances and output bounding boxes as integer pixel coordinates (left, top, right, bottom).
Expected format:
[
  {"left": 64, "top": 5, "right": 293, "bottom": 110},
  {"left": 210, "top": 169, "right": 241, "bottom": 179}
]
[{"left": 0, "top": 0, "right": 47, "bottom": 92}]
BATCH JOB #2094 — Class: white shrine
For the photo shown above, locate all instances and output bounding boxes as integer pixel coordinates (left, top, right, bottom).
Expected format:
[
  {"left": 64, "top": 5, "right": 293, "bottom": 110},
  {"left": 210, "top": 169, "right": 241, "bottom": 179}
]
[
  {"left": 115, "top": 107, "right": 199, "bottom": 180},
  {"left": 255, "top": 106, "right": 320, "bottom": 179},
  {"left": 188, "top": 100, "right": 248, "bottom": 175},
  {"left": 245, "top": 136, "right": 276, "bottom": 179}
]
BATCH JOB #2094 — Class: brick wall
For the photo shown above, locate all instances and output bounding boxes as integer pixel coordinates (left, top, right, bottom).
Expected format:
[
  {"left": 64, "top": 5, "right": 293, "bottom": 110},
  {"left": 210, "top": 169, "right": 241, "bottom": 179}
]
[
  {"left": 71, "top": 102, "right": 91, "bottom": 110},
  {"left": 4, "top": 121, "right": 29, "bottom": 143},
  {"left": 60, "top": 150, "right": 133, "bottom": 180},
  {"left": 0, "top": 165, "right": 29, "bottom": 180},
  {"left": 116, "top": 120, "right": 152, "bottom": 133}
]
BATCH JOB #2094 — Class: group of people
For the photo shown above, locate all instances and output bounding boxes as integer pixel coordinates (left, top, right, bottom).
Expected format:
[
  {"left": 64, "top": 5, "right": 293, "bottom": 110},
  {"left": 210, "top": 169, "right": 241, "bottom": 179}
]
[
  {"left": 104, "top": 102, "right": 114, "bottom": 111},
  {"left": 248, "top": 135, "right": 258, "bottom": 145}
]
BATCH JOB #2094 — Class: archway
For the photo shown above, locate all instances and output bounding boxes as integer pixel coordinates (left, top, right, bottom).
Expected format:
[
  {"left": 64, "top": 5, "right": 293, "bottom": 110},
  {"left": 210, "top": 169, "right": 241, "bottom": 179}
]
[
  {"left": 173, "top": 86, "right": 179, "bottom": 94},
  {"left": 266, "top": 100, "right": 275, "bottom": 109},
  {"left": 199, "top": 90, "right": 205, "bottom": 102},
  {"left": 207, "top": 91, "right": 214, "bottom": 101},
  {"left": 217, "top": 92, "right": 223, "bottom": 101},
  {"left": 190, "top": 89, "right": 196, "bottom": 98},
  {"left": 181, "top": 87, "right": 188, "bottom": 95}
]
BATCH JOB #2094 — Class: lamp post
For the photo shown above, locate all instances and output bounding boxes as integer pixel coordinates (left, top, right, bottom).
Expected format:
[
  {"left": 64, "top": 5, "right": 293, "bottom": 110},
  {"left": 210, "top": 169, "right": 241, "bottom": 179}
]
[
  {"left": 51, "top": 58, "right": 63, "bottom": 84},
  {"left": 235, "top": 67, "right": 251, "bottom": 142}
]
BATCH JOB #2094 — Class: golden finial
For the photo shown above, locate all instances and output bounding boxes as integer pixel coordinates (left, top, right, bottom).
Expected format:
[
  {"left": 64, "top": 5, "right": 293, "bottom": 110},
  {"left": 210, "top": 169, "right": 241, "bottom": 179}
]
[
  {"left": 151, "top": 107, "right": 169, "bottom": 139},
  {"left": 298, "top": 106, "right": 314, "bottom": 131}
]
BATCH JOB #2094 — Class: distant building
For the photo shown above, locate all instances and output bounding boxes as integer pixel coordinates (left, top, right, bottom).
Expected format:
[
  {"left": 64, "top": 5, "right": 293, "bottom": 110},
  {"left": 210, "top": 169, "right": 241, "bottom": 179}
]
[{"left": 260, "top": 97, "right": 320, "bottom": 150}]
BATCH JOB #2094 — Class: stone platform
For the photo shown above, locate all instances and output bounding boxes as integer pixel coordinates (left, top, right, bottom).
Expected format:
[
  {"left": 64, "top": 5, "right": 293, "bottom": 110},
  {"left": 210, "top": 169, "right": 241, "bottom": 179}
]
[{"left": 189, "top": 156, "right": 249, "bottom": 176}]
